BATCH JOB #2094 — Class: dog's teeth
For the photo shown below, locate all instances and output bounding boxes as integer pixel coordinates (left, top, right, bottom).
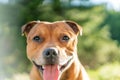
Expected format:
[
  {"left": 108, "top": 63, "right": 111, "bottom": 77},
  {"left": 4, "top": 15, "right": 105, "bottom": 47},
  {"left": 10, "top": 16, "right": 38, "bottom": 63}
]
[
  {"left": 58, "top": 65, "right": 60, "bottom": 69},
  {"left": 42, "top": 65, "right": 45, "bottom": 69}
]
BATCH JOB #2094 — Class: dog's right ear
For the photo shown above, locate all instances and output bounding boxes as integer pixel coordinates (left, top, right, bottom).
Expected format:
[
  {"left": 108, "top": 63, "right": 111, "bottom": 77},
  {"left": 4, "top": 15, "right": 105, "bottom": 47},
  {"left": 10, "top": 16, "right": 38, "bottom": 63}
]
[
  {"left": 21, "top": 21, "right": 40, "bottom": 36},
  {"left": 65, "top": 21, "right": 82, "bottom": 36}
]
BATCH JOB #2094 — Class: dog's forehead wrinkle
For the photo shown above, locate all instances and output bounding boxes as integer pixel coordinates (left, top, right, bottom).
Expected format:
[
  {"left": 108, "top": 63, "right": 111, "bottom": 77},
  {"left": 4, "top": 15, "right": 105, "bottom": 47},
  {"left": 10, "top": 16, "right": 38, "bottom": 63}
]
[
  {"left": 36, "top": 22, "right": 74, "bottom": 34},
  {"left": 39, "top": 23, "right": 57, "bottom": 31}
]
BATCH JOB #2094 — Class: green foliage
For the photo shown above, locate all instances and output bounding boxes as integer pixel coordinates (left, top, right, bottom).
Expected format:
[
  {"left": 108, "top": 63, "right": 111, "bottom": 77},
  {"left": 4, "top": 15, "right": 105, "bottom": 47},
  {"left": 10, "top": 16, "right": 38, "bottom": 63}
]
[
  {"left": 99, "top": 11, "right": 120, "bottom": 43},
  {"left": 76, "top": 6, "right": 120, "bottom": 68}
]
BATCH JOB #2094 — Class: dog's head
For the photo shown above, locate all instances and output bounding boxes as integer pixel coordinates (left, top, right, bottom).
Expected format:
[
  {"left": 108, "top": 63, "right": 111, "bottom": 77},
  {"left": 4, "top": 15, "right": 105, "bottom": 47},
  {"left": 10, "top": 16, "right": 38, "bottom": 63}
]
[{"left": 22, "top": 20, "right": 82, "bottom": 80}]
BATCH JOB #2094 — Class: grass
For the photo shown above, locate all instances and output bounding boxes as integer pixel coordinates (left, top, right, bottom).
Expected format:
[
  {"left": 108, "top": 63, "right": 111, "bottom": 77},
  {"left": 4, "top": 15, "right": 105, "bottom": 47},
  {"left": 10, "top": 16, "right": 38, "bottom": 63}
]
[
  {"left": 4, "top": 73, "right": 29, "bottom": 80},
  {"left": 88, "top": 62, "right": 120, "bottom": 80},
  {"left": 4, "top": 62, "right": 120, "bottom": 80}
]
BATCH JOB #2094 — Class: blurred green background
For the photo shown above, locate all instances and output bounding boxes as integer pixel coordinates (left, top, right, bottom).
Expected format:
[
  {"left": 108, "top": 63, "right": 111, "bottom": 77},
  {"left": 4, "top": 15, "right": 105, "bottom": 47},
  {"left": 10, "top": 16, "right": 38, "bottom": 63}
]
[{"left": 0, "top": 0, "right": 120, "bottom": 80}]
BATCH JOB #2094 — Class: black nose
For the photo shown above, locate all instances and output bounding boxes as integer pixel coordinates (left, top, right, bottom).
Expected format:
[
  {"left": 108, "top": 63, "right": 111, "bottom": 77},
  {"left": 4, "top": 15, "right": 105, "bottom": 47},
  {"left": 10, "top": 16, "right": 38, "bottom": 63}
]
[
  {"left": 43, "top": 48, "right": 59, "bottom": 65},
  {"left": 43, "top": 48, "right": 58, "bottom": 58}
]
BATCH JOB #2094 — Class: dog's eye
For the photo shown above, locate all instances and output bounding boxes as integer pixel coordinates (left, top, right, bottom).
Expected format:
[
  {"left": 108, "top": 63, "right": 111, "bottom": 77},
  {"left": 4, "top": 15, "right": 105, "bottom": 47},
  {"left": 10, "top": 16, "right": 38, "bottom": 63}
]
[
  {"left": 62, "top": 35, "right": 70, "bottom": 41},
  {"left": 33, "top": 36, "right": 42, "bottom": 42}
]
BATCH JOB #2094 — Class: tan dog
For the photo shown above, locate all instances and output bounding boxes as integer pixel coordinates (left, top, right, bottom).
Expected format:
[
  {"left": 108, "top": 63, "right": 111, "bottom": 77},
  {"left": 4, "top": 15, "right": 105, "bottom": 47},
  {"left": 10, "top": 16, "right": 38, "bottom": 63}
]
[{"left": 22, "top": 20, "right": 89, "bottom": 80}]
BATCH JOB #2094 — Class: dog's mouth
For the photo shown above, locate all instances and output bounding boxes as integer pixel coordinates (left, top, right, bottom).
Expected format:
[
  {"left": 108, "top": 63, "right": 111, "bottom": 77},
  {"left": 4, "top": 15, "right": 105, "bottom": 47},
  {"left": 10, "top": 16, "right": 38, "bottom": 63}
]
[{"left": 33, "top": 57, "right": 73, "bottom": 80}]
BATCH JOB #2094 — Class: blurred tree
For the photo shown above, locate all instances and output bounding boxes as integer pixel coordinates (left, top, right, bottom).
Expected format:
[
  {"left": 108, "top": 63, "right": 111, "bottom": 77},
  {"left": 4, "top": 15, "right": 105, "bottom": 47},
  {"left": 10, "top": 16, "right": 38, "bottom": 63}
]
[
  {"left": 14, "top": 0, "right": 44, "bottom": 24},
  {"left": 76, "top": 6, "right": 120, "bottom": 68},
  {"left": 52, "top": 0, "right": 62, "bottom": 13},
  {"left": 98, "top": 12, "right": 120, "bottom": 44}
]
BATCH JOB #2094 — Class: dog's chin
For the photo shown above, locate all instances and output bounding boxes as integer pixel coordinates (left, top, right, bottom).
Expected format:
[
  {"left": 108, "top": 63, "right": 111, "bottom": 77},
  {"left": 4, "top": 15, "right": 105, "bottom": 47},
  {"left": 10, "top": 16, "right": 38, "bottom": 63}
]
[{"left": 32, "top": 56, "right": 73, "bottom": 79}]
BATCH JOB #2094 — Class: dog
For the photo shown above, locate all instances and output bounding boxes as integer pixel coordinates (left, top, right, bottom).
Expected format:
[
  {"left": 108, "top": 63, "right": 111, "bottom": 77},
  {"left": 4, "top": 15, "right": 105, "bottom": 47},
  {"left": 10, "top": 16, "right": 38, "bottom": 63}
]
[{"left": 22, "top": 20, "right": 89, "bottom": 80}]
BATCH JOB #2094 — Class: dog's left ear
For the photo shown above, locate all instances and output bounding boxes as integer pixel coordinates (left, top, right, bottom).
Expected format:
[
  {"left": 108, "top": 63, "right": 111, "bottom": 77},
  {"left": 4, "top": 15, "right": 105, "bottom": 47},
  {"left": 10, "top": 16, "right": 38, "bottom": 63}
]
[
  {"left": 21, "top": 21, "right": 40, "bottom": 36},
  {"left": 65, "top": 21, "right": 82, "bottom": 36}
]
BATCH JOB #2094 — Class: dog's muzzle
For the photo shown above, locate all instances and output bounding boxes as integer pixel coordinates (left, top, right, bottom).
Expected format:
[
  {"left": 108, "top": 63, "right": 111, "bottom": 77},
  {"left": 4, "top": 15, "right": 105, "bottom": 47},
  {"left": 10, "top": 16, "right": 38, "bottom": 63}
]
[{"left": 32, "top": 47, "right": 74, "bottom": 80}]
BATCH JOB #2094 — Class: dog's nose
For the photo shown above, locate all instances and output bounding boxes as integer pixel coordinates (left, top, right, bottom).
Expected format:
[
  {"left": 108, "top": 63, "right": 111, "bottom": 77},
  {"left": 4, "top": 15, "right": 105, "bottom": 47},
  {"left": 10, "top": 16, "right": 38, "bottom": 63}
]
[
  {"left": 43, "top": 48, "right": 58, "bottom": 58},
  {"left": 43, "top": 48, "right": 59, "bottom": 64}
]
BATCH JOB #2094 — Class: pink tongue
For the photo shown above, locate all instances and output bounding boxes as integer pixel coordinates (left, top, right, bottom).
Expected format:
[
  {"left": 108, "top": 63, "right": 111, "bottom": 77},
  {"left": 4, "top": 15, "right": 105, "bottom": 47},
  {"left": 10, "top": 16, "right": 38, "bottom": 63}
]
[{"left": 43, "top": 65, "right": 59, "bottom": 80}]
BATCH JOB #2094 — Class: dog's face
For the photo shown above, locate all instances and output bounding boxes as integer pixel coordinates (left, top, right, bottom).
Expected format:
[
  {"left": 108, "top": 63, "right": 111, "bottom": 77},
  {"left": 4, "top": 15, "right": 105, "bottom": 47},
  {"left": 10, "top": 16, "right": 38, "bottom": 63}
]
[{"left": 22, "top": 21, "right": 82, "bottom": 80}]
